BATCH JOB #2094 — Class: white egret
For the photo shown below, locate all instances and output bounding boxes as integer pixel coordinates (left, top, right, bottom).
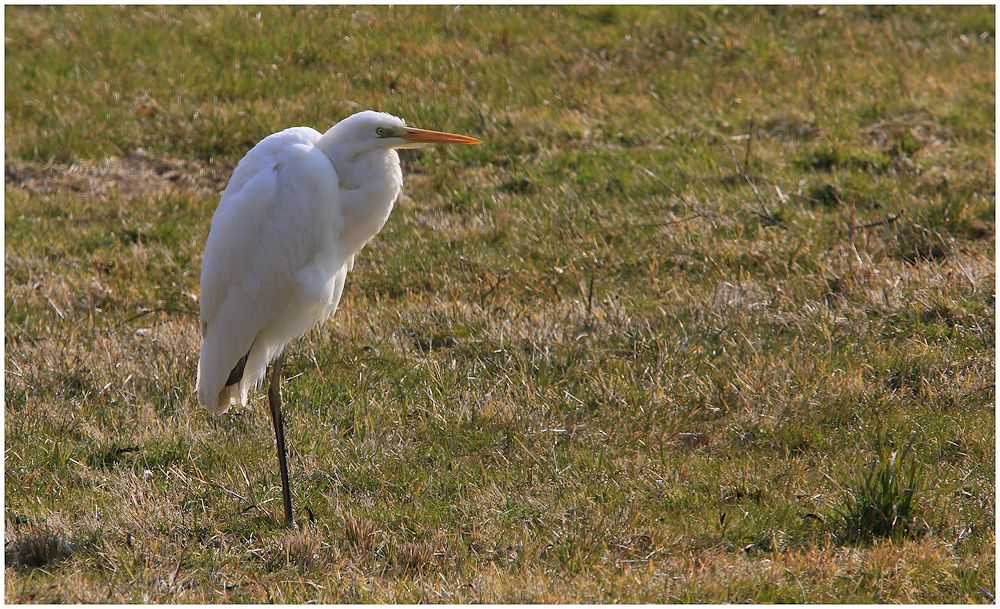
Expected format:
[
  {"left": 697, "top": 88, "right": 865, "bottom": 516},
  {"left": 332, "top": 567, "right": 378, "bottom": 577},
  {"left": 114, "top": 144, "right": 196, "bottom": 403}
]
[{"left": 196, "top": 110, "right": 481, "bottom": 526}]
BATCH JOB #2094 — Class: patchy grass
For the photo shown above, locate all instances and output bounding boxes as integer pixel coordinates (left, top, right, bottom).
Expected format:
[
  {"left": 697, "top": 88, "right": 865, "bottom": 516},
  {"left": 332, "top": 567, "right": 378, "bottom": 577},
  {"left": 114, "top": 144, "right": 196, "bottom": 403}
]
[{"left": 5, "top": 5, "right": 995, "bottom": 603}]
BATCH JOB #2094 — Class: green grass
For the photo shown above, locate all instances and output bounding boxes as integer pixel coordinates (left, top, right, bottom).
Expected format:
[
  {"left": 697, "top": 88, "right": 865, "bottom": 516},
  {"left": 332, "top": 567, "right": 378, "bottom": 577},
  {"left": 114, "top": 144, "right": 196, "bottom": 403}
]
[
  {"left": 5, "top": 5, "right": 995, "bottom": 603},
  {"left": 835, "top": 435, "right": 923, "bottom": 544}
]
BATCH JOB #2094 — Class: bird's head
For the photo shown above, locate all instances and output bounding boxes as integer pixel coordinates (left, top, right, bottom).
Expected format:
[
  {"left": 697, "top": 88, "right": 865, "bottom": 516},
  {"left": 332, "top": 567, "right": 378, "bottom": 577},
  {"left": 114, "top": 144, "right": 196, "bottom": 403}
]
[{"left": 331, "top": 110, "right": 481, "bottom": 153}]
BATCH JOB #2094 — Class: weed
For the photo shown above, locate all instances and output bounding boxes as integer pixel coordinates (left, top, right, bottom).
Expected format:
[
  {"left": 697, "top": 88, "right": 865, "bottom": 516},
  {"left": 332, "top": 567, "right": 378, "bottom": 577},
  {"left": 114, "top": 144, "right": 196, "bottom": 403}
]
[
  {"left": 5, "top": 525, "right": 75, "bottom": 568},
  {"left": 344, "top": 513, "right": 378, "bottom": 554},
  {"left": 392, "top": 540, "right": 436, "bottom": 574},
  {"left": 835, "top": 438, "right": 923, "bottom": 544},
  {"left": 806, "top": 183, "right": 842, "bottom": 207},
  {"left": 889, "top": 221, "right": 956, "bottom": 263}
]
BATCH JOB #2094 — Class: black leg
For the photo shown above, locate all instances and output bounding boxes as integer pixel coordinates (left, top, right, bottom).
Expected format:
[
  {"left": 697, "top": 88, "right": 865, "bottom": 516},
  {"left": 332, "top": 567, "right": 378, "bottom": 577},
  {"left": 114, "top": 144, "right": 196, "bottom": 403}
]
[{"left": 268, "top": 353, "right": 293, "bottom": 527}]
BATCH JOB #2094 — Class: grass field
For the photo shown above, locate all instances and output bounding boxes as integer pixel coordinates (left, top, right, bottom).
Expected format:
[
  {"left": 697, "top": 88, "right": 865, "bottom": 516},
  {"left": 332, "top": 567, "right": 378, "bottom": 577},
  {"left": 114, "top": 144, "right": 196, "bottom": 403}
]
[{"left": 4, "top": 5, "right": 996, "bottom": 602}]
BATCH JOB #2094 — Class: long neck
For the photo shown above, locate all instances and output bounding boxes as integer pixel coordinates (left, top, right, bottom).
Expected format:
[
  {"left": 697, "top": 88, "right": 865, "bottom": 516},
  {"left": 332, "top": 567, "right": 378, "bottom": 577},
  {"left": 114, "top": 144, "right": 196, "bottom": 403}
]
[{"left": 317, "top": 133, "right": 403, "bottom": 257}]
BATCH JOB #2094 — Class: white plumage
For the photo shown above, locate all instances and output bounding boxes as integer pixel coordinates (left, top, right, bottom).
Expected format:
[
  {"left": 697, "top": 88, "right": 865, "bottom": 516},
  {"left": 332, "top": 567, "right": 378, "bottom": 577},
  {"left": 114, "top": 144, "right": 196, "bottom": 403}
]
[{"left": 197, "top": 110, "right": 479, "bottom": 415}]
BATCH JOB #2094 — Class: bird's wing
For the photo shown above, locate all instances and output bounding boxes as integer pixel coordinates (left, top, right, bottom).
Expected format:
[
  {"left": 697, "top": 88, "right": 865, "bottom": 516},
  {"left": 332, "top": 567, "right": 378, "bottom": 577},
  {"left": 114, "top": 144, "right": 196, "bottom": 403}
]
[
  {"left": 200, "top": 127, "right": 325, "bottom": 327},
  {"left": 197, "top": 127, "right": 346, "bottom": 411}
]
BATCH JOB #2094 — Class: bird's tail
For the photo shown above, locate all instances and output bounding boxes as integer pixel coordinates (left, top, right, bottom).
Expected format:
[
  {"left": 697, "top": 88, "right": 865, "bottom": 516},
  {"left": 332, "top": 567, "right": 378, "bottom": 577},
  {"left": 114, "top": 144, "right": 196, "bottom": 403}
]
[
  {"left": 197, "top": 337, "right": 249, "bottom": 415},
  {"left": 212, "top": 384, "right": 243, "bottom": 415},
  {"left": 198, "top": 330, "right": 283, "bottom": 415}
]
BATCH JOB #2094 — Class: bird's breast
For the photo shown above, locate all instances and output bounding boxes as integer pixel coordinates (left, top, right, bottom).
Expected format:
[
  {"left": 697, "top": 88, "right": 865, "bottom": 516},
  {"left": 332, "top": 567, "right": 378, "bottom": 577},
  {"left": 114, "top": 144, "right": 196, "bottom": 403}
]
[{"left": 335, "top": 152, "right": 402, "bottom": 257}]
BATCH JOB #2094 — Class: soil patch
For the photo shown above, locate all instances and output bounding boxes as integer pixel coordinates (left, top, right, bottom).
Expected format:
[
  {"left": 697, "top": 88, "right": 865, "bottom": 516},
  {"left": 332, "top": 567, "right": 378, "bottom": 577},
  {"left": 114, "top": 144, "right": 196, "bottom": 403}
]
[{"left": 5, "top": 150, "right": 228, "bottom": 199}]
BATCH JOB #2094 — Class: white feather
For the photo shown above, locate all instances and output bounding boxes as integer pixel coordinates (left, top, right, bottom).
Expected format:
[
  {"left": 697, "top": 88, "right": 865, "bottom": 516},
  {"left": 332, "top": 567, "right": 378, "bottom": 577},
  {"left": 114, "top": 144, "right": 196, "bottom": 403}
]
[{"left": 197, "top": 113, "right": 406, "bottom": 413}]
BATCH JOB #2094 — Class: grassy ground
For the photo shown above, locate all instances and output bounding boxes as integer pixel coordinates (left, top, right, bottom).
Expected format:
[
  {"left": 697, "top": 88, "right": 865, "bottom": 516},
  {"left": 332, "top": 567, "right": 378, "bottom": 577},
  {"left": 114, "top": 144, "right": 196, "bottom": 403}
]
[{"left": 4, "top": 5, "right": 995, "bottom": 602}]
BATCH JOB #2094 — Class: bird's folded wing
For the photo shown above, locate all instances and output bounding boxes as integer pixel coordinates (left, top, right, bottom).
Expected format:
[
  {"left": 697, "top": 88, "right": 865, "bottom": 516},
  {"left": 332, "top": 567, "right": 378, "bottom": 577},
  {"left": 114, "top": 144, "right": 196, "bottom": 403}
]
[
  {"left": 198, "top": 128, "right": 346, "bottom": 407},
  {"left": 200, "top": 127, "right": 338, "bottom": 325}
]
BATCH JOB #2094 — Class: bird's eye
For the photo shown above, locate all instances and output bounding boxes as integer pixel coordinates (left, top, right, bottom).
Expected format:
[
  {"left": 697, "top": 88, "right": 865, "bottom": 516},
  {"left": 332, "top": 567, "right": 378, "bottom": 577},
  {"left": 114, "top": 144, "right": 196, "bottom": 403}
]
[{"left": 376, "top": 128, "right": 386, "bottom": 136}]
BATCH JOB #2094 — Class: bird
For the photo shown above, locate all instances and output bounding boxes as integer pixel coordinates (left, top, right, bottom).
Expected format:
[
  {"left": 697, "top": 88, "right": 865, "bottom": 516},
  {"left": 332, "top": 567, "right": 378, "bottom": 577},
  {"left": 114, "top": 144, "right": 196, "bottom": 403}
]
[{"left": 196, "top": 110, "right": 481, "bottom": 526}]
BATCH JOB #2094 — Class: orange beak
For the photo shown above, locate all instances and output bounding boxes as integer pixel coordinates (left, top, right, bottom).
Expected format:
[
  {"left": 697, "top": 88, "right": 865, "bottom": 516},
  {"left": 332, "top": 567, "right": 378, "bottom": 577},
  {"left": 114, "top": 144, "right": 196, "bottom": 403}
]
[{"left": 398, "top": 127, "right": 482, "bottom": 145}]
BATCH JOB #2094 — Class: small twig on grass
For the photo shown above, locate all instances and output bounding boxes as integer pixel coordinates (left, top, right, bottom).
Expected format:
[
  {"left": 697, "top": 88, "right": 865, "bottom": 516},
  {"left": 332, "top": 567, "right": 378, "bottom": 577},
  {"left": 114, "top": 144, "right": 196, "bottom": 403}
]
[
  {"left": 478, "top": 270, "right": 508, "bottom": 307},
  {"left": 847, "top": 213, "right": 901, "bottom": 249},
  {"left": 46, "top": 297, "right": 65, "bottom": 319},
  {"left": 636, "top": 212, "right": 713, "bottom": 228},
  {"left": 724, "top": 142, "right": 787, "bottom": 229},
  {"left": 851, "top": 213, "right": 900, "bottom": 232},
  {"left": 208, "top": 480, "right": 273, "bottom": 517},
  {"left": 511, "top": 434, "right": 546, "bottom": 471},
  {"left": 631, "top": 162, "right": 720, "bottom": 227},
  {"left": 632, "top": 163, "right": 700, "bottom": 209},
  {"left": 168, "top": 539, "right": 193, "bottom": 590},
  {"left": 586, "top": 267, "right": 595, "bottom": 322},
  {"left": 953, "top": 256, "right": 978, "bottom": 294},
  {"left": 121, "top": 306, "right": 198, "bottom": 326},
  {"left": 619, "top": 549, "right": 661, "bottom": 564}
]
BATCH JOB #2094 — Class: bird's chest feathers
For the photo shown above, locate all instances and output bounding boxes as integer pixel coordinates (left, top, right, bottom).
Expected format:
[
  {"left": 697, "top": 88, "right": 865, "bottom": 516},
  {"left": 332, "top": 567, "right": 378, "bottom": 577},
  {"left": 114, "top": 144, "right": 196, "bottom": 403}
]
[{"left": 335, "top": 151, "right": 402, "bottom": 255}]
